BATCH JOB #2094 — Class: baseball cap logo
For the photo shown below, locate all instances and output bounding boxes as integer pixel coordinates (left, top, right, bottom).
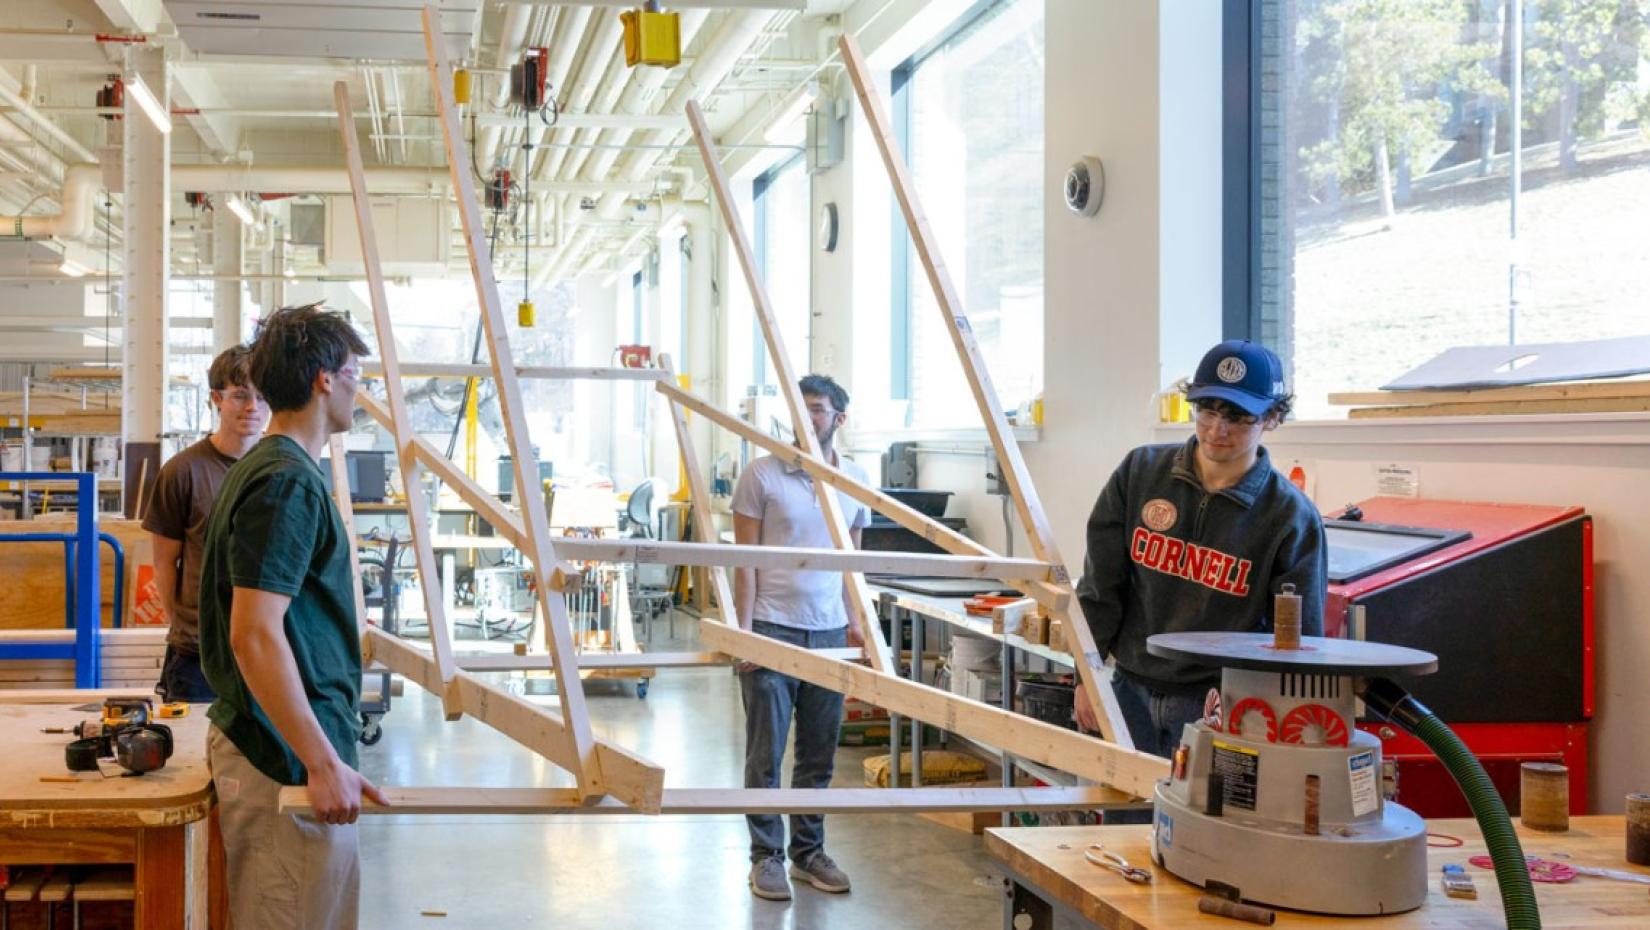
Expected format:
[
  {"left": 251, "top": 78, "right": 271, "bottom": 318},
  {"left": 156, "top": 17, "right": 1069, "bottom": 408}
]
[{"left": 1216, "top": 357, "right": 1247, "bottom": 383}]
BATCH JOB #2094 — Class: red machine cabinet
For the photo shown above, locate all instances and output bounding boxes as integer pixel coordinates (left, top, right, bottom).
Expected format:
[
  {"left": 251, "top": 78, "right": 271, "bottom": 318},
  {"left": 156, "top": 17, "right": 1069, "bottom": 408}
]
[{"left": 1323, "top": 498, "right": 1593, "bottom": 818}]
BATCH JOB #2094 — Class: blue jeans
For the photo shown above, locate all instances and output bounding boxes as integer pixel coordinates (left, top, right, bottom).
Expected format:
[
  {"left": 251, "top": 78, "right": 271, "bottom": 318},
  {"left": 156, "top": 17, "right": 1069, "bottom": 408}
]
[
  {"left": 1106, "top": 674, "right": 1211, "bottom": 825},
  {"left": 741, "top": 620, "right": 847, "bottom": 864},
  {"left": 1111, "top": 673, "right": 1210, "bottom": 760},
  {"left": 159, "top": 645, "right": 216, "bottom": 703}
]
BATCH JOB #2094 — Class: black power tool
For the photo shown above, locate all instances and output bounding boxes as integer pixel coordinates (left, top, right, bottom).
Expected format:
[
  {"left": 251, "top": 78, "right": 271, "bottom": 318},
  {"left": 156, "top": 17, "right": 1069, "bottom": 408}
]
[{"left": 61, "top": 697, "right": 175, "bottom": 776}]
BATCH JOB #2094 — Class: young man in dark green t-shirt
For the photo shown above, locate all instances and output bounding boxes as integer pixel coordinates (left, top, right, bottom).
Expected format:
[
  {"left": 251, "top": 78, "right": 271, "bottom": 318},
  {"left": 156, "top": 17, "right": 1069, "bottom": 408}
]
[{"left": 198, "top": 303, "right": 386, "bottom": 929}]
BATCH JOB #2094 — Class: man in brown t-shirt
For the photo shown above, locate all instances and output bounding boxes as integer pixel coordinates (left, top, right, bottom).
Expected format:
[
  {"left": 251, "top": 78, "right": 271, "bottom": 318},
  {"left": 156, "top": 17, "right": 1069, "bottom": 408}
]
[{"left": 142, "top": 344, "right": 269, "bottom": 701}]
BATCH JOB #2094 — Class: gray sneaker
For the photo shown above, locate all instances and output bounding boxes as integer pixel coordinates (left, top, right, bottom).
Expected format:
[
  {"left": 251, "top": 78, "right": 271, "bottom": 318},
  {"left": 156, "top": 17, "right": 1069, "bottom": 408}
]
[
  {"left": 749, "top": 855, "right": 791, "bottom": 901},
  {"left": 789, "top": 852, "right": 851, "bottom": 893}
]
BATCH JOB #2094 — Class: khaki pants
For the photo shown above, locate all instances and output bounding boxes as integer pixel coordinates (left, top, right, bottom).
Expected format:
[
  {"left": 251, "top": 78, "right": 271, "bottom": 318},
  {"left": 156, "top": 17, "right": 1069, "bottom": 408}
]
[{"left": 209, "top": 725, "right": 360, "bottom": 930}]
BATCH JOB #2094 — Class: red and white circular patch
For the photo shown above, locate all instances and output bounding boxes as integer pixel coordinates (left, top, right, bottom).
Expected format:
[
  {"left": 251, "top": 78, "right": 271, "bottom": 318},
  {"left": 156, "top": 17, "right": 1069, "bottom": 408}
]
[{"left": 1141, "top": 498, "right": 1178, "bottom": 532}]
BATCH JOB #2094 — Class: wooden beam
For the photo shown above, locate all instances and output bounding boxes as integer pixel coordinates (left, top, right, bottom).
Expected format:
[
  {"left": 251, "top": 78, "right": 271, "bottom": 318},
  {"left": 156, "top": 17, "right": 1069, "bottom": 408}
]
[
  {"left": 455, "top": 647, "right": 865, "bottom": 671},
  {"left": 278, "top": 785, "right": 1137, "bottom": 817},
  {"left": 699, "top": 619, "right": 1167, "bottom": 799},
  {"left": 366, "top": 362, "right": 670, "bottom": 382},
  {"left": 655, "top": 379, "right": 1070, "bottom": 613},
  {"left": 657, "top": 353, "right": 735, "bottom": 620},
  {"left": 549, "top": 537, "right": 1057, "bottom": 582},
  {"left": 333, "top": 82, "right": 461, "bottom": 720},
  {"left": 356, "top": 392, "right": 530, "bottom": 553},
  {"left": 325, "top": 434, "right": 370, "bottom": 636},
  {"left": 1329, "top": 380, "right": 1650, "bottom": 407},
  {"left": 685, "top": 99, "right": 895, "bottom": 675},
  {"left": 838, "top": 34, "right": 1130, "bottom": 747},
  {"left": 366, "top": 628, "right": 664, "bottom": 812},
  {"left": 1348, "top": 397, "right": 1650, "bottom": 419},
  {"left": 422, "top": 5, "right": 603, "bottom": 799}
]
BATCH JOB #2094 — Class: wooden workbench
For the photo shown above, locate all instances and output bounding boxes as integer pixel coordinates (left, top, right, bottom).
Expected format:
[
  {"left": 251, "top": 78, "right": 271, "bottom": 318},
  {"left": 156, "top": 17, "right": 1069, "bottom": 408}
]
[
  {"left": 0, "top": 700, "right": 213, "bottom": 928},
  {"left": 986, "top": 816, "right": 1650, "bottom": 929}
]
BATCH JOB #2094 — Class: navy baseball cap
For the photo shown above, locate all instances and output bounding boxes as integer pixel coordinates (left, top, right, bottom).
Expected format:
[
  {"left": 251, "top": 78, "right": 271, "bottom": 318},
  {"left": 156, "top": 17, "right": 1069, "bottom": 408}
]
[{"left": 1185, "top": 340, "right": 1287, "bottom": 416}]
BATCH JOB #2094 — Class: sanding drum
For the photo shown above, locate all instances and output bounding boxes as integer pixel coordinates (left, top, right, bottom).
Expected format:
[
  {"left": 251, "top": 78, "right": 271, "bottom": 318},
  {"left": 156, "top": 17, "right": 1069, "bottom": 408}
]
[
  {"left": 1272, "top": 583, "right": 1301, "bottom": 650},
  {"left": 1626, "top": 793, "right": 1650, "bottom": 866},
  {"left": 1519, "top": 762, "right": 1569, "bottom": 832}
]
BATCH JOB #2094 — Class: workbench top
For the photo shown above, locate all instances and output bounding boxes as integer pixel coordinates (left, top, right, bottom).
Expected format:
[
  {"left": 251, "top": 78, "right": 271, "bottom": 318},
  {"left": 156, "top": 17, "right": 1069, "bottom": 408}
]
[
  {"left": 0, "top": 701, "right": 213, "bottom": 829},
  {"left": 986, "top": 816, "right": 1650, "bottom": 928}
]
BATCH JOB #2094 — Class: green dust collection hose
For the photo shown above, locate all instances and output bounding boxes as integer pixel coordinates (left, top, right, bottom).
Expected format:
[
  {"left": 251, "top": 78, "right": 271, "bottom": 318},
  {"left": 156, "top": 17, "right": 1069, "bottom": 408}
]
[{"left": 1362, "top": 677, "right": 1540, "bottom": 930}]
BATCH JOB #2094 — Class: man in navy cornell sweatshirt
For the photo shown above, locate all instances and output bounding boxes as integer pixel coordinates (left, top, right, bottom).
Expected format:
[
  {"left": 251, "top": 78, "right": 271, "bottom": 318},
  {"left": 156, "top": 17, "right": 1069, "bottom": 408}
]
[{"left": 1075, "top": 340, "right": 1327, "bottom": 757}]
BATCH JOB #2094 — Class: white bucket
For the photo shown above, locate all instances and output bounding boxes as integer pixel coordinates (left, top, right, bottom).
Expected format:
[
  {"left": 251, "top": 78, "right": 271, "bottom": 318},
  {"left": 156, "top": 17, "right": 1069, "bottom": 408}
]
[
  {"left": 949, "top": 631, "right": 1001, "bottom": 672},
  {"left": 28, "top": 446, "right": 51, "bottom": 470},
  {"left": 0, "top": 443, "right": 20, "bottom": 473}
]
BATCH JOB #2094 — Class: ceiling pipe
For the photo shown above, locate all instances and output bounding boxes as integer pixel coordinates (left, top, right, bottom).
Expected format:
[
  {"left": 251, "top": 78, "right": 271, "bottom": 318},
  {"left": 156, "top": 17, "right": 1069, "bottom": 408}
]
[
  {"left": 511, "top": 5, "right": 591, "bottom": 180},
  {"left": 539, "top": 12, "right": 625, "bottom": 185},
  {"left": 475, "top": 1, "right": 534, "bottom": 172},
  {"left": 598, "top": 11, "right": 772, "bottom": 221},
  {"left": 575, "top": 9, "right": 710, "bottom": 188},
  {"left": 538, "top": 10, "right": 769, "bottom": 274},
  {"left": 0, "top": 164, "right": 447, "bottom": 242},
  {"left": 499, "top": 0, "right": 804, "bottom": 8},
  {"left": 0, "top": 67, "right": 98, "bottom": 164}
]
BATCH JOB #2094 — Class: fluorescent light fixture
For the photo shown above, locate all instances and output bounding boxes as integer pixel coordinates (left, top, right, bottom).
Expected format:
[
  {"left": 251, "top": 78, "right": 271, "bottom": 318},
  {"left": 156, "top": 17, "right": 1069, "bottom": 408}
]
[
  {"left": 126, "top": 75, "right": 172, "bottom": 134},
  {"left": 763, "top": 84, "right": 817, "bottom": 144},
  {"left": 59, "top": 259, "right": 91, "bottom": 278},
  {"left": 225, "top": 195, "right": 257, "bottom": 226}
]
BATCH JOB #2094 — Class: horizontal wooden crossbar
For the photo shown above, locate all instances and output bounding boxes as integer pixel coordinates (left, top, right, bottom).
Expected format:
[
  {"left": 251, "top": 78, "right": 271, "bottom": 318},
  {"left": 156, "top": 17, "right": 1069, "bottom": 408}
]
[
  {"left": 276, "top": 785, "right": 1136, "bottom": 817},
  {"left": 699, "top": 619, "right": 1167, "bottom": 799},
  {"left": 455, "top": 648, "right": 864, "bottom": 671},
  {"left": 656, "top": 381, "right": 1071, "bottom": 612},
  {"left": 365, "top": 628, "right": 665, "bottom": 811},
  {"left": 552, "top": 537, "right": 1057, "bottom": 582},
  {"left": 365, "top": 362, "right": 670, "bottom": 381}
]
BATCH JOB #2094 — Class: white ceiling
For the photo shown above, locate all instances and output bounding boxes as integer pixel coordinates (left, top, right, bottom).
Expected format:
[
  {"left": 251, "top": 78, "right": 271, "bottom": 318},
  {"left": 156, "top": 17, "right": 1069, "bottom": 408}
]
[{"left": 0, "top": 0, "right": 849, "bottom": 302}]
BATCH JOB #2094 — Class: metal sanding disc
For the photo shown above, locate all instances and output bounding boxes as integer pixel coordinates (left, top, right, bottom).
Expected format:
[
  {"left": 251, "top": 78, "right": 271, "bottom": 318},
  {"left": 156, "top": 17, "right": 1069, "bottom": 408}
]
[{"left": 1146, "top": 631, "right": 1437, "bottom": 676}]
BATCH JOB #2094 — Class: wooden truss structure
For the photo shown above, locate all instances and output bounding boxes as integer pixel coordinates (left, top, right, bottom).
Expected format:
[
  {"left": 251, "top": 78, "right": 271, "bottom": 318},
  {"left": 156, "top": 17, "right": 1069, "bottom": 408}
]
[{"left": 280, "top": 9, "right": 1166, "bottom": 818}]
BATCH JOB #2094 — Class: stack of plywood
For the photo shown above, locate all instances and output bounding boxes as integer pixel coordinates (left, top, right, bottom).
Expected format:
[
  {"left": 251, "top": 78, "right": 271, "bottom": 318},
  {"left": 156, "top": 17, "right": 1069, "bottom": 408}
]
[
  {"left": 0, "top": 516, "right": 151, "bottom": 630},
  {"left": 0, "top": 626, "right": 167, "bottom": 689},
  {"left": 1333, "top": 380, "right": 1650, "bottom": 419}
]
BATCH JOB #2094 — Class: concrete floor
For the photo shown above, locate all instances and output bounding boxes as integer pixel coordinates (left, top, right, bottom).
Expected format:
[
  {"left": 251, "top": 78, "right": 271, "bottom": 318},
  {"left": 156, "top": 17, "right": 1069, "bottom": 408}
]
[{"left": 354, "top": 623, "right": 1004, "bottom": 929}]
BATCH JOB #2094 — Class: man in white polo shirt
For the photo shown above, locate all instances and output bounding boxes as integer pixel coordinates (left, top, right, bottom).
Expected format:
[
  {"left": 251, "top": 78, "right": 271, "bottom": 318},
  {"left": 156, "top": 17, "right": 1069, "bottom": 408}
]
[{"left": 731, "top": 373, "right": 870, "bottom": 902}]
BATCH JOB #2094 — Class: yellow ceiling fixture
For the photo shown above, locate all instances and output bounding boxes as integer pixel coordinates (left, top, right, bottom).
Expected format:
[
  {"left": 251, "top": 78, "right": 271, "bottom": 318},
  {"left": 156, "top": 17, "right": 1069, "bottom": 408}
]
[{"left": 621, "top": 3, "right": 681, "bottom": 69}]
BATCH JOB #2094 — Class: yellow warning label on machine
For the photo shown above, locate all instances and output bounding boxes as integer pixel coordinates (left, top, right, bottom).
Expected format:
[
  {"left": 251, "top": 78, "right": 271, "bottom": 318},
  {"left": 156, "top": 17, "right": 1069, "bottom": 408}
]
[{"left": 1211, "top": 739, "right": 1260, "bottom": 811}]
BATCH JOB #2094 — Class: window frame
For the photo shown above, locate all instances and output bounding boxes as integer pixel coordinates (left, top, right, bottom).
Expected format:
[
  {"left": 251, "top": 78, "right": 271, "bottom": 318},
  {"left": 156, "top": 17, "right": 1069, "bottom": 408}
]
[
  {"left": 1223, "top": 0, "right": 1262, "bottom": 343},
  {"left": 751, "top": 150, "right": 806, "bottom": 388},
  {"left": 889, "top": 0, "right": 1042, "bottom": 413}
]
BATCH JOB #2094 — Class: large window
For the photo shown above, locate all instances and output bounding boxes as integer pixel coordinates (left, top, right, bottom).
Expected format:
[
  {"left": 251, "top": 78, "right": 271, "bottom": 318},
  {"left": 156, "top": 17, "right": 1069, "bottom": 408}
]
[
  {"left": 753, "top": 152, "right": 811, "bottom": 385},
  {"left": 894, "top": 0, "right": 1045, "bottom": 429},
  {"left": 1238, "top": 0, "right": 1650, "bottom": 419}
]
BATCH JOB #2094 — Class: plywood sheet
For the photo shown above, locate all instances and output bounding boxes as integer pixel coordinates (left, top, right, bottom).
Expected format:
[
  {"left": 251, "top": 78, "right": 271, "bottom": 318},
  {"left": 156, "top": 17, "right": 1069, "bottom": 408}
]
[{"left": 0, "top": 518, "right": 149, "bottom": 630}]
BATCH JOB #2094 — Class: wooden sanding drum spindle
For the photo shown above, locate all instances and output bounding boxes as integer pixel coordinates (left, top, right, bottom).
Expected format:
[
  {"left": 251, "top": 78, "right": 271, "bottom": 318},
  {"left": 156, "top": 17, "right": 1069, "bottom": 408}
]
[
  {"left": 1627, "top": 793, "right": 1650, "bottom": 866},
  {"left": 1273, "top": 583, "right": 1302, "bottom": 650},
  {"left": 1519, "top": 762, "right": 1569, "bottom": 832}
]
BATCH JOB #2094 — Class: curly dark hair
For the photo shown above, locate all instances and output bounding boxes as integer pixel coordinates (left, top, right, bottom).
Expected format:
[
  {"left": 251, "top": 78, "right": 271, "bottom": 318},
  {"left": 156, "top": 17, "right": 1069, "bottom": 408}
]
[
  {"left": 250, "top": 302, "right": 370, "bottom": 413},
  {"left": 799, "top": 373, "right": 849, "bottom": 413},
  {"left": 1266, "top": 393, "right": 1296, "bottom": 422}
]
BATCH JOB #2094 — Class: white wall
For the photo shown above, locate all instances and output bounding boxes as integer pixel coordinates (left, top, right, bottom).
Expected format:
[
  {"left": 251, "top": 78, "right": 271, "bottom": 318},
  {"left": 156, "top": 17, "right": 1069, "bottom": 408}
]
[{"left": 1022, "top": 0, "right": 1168, "bottom": 566}]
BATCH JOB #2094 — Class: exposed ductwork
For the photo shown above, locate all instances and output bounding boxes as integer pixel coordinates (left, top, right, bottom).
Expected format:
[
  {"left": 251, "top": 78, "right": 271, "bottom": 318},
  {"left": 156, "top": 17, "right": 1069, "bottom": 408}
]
[{"left": 0, "top": 164, "right": 449, "bottom": 242}]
